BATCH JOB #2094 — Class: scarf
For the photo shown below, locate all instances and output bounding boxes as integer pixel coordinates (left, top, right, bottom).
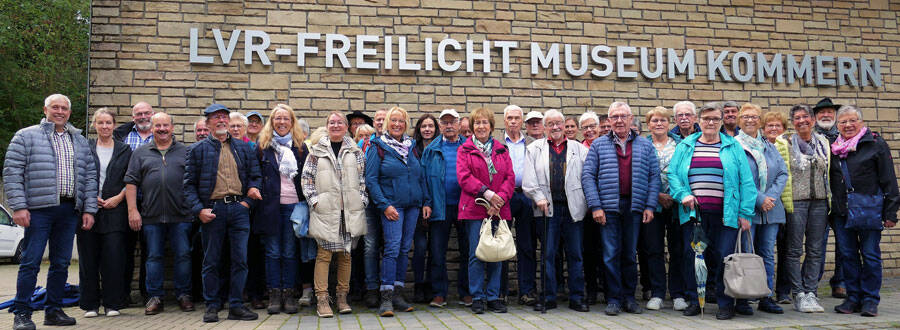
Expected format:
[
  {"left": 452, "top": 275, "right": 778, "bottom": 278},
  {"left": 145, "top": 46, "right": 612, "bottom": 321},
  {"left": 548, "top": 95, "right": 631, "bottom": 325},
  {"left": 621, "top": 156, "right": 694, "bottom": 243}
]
[
  {"left": 381, "top": 134, "right": 412, "bottom": 163},
  {"left": 473, "top": 137, "right": 497, "bottom": 179},
  {"left": 790, "top": 133, "right": 827, "bottom": 172},
  {"left": 273, "top": 133, "right": 298, "bottom": 179},
  {"left": 831, "top": 127, "right": 867, "bottom": 159},
  {"left": 736, "top": 130, "right": 768, "bottom": 192}
]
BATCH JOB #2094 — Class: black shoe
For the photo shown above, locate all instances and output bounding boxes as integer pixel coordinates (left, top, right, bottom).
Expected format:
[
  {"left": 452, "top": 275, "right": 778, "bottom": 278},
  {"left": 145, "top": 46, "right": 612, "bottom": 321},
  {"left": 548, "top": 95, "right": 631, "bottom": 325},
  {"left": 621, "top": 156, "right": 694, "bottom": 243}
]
[
  {"left": 605, "top": 303, "right": 621, "bottom": 316},
  {"left": 544, "top": 300, "right": 557, "bottom": 310},
  {"left": 716, "top": 307, "right": 735, "bottom": 320},
  {"left": 487, "top": 300, "right": 507, "bottom": 313},
  {"left": 227, "top": 306, "right": 259, "bottom": 321},
  {"left": 585, "top": 292, "right": 598, "bottom": 305},
  {"left": 471, "top": 300, "right": 485, "bottom": 314},
  {"left": 203, "top": 306, "right": 219, "bottom": 323},
  {"left": 414, "top": 283, "right": 428, "bottom": 304},
  {"left": 834, "top": 299, "right": 860, "bottom": 314},
  {"left": 350, "top": 289, "right": 364, "bottom": 302},
  {"left": 682, "top": 303, "right": 701, "bottom": 316},
  {"left": 758, "top": 298, "right": 784, "bottom": 314},
  {"left": 623, "top": 300, "right": 642, "bottom": 314},
  {"left": 365, "top": 290, "right": 380, "bottom": 309},
  {"left": 13, "top": 313, "right": 35, "bottom": 330},
  {"left": 735, "top": 302, "right": 754, "bottom": 315},
  {"left": 43, "top": 309, "right": 76, "bottom": 326},
  {"left": 860, "top": 301, "right": 878, "bottom": 317},
  {"left": 569, "top": 300, "right": 589, "bottom": 312}
]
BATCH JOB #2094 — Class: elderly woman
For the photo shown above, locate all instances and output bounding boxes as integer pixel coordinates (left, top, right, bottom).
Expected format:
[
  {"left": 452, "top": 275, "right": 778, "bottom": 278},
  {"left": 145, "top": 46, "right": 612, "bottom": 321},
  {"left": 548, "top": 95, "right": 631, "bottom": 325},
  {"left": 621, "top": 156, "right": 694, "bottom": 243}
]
[
  {"left": 761, "top": 110, "right": 795, "bottom": 305},
  {"left": 668, "top": 103, "right": 757, "bottom": 320},
  {"left": 735, "top": 103, "right": 789, "bottom": 315},
  {"left": 579, "top": 111, "right": 600, "bottom": 147},
  {"left": 829, "top": 105, "right": 900, "bottom": 317},
  {"left": 78, "top": 108, "right": 132, "bottom": 318},
  {"left": 365, "top": 106, "right": 430, "bottom": 317},
  {"left": 641, "top": 106, "right": 685, "bottom": 311},
  {"left": 229, "top": 112, "right": 249, "bottom": 142},
  {"left": 301, "top": 111, "right": 368, "bottom": 318},
  {"left": 254, "top": 104, "right": 309, "bottom": 314},
  {"left": 355, "top": 124, "right": 376, "bottom": 152},
  {"left": 457, "top": 107, "right": 515, "bottom": 314}
]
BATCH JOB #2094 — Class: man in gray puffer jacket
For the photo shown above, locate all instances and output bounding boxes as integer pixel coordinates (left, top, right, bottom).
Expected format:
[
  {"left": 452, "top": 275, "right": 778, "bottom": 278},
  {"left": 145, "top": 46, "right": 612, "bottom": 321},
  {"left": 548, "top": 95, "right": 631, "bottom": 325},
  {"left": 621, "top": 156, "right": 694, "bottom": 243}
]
[{"left": 3, "top": 94, "right": 98, "bottom": 330}]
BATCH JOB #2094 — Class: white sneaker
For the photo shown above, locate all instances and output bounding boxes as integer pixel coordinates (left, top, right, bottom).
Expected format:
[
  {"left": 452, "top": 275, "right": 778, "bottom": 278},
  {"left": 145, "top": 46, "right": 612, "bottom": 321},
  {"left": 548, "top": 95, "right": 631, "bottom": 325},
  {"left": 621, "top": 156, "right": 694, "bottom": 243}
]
[
  {"left": 299, "top": 288, "right": 314, "bottom": 307},
  {"left": 106, "top": 309, "right": 120, "bottom": 317},
  {"left": 84, "top": 310, "right": 99, "bottom": 318},
  {"left": 793, "top": 292, "right": 807, "bottom": 312},
  {"left": 806, "top": 293, "right": 824, "bottom": 313},
  {"left": 646, "top": 297, "right": 662, "bottom": 310},
  {"left": 673, "top": 298, "right": 688, "bottom": 311}
]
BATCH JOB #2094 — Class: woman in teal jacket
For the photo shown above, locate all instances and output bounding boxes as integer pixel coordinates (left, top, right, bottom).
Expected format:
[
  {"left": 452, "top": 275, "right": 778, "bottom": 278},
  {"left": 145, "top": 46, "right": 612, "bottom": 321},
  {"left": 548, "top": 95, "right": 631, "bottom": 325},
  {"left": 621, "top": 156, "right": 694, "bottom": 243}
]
[{"left": 667, "top": 103, "right": 757, "bottom": 320}]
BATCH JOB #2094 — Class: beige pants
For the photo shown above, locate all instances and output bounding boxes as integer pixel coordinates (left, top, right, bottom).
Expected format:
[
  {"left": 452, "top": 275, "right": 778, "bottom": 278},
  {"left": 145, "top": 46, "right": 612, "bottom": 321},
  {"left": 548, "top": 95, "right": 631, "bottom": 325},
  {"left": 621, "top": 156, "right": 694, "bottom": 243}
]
[{"left": 314, "top": 247, "right": 351, "bottom": 295}]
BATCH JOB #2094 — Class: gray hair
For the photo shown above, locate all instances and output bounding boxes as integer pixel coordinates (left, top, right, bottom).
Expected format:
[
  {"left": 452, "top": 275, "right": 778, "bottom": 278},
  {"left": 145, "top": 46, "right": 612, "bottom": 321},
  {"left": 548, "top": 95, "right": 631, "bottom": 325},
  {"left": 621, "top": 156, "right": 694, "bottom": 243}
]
[
  {"left": 503, "top": 104, "right": 523, "bottom": 118},
  {"left": 836, "top": 104, "right": 863, "bottom": 122},
  {"left": 673, "top": 101, "right": 696, "bottom": 116},
  {"left": 789, "top": 104, "right": 812, "bottom": 119},
  {"left": 44, "top": 94, "right": 72, "bottom": 108},
  {"left": 91, "top": 107, "right": 116, "bottom": 123},
  {"left": 608, "top": 101, "right": 632, "bottom": 115},
  {"left": 631, "top": 116, "right": 643, "bottom": 133},
  {"left": 542, "top": 109, "right": 564, "bottom": 126},
  {"left": 229, "top": 111, "right": 248, "bottom": 126},
  {"left": 722, "top": 101, "right": 739, "bottom": 109},
  {"left": 298, "top": 119, "right": 310, "bottom": 135},
  {"left": 698, "top": 102, "right": 723, "bottom": 117},
  {"left": 579, "top": 111, "right": 600, "bottom": 128}
]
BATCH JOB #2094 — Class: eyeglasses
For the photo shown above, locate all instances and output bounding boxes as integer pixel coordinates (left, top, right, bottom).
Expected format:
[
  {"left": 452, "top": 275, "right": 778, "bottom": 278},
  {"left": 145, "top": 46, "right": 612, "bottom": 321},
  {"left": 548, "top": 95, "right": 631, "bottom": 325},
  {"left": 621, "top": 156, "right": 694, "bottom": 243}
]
[
  {"left": 741, "top": 115, "right": 760, "bottom": 121},
  {"left": 581, "top": 124, "right": 598, "bottom": 129},
  {"left": 700, "top": 117, "right": 722, "bottom": 124},
  {"left": 649, "top": 118, "right": 669, "bottom": 124},
  {"left": 764, "top": 123, "right": 784, "bottom": 129},
  {"left": 838, "top": 119, "right": 859, "bottom": 126},
  {"left": 440, "top": 119, "right": 459, "bottom": 126},
  {"left": 675, "top": 113, "right": 694, "bottom": 118},
  {"left": 608, "top": 114, "right": 632, "bottom": 122},
  {"left": 792, "top": 114, "right": 811, "bottom": 121},
  {"left": 208, "top": 113, "right": 228, "bottom": 120},
  {"left": 545, "top": 121, "right": 563, "bottom": 128},
  {"left": 327, "top": 120, "right": 345, "bottom": 126}
]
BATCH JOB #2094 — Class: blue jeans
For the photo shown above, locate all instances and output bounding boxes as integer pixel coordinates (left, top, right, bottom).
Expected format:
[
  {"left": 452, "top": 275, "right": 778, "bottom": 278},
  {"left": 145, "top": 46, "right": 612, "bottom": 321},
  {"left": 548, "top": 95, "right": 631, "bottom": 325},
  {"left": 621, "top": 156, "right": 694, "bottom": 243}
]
[
  {"left": 201, "top": 202, "right": 251, "bottom": 309},
  {"left": 412, "top": 218, "right": 429, "bottom": 284},
  {"left": 364, "top": 205, "right": 382, "bottom": 290},
  {"left": 14, "top": 202, "right": 78, "bottom": 314},
  {"left": 833, "top": 216, "right": 882, "bottom": 305},
  {"left": 600, "top": 197, "right": 640, "bottom": 305},
  {"left": 821, "top": 224, "right": 846, "bottom": 289},
  {"left": 465, "top": 219, "right": 502, "bottom": 302},
  {"left": 751, "top": 222, "right": 780, "bottom": 294},
  {"left": 511, "top": 191, "right": 539, "bottom": 297},
  {"left": 429, "top": 205, "right": 469, "bottom": 298},
  {"left": 380, "top": 207, "right": 418, "bottom": 290},
  {"left": 263, "top": 204, "right": 299, "bottom": 289},
  {"left": 543, "top": 203, "right": 585, "bottom": 302},
  {"left": 144, "top": 222, "right": 192, "bottom": 299}
]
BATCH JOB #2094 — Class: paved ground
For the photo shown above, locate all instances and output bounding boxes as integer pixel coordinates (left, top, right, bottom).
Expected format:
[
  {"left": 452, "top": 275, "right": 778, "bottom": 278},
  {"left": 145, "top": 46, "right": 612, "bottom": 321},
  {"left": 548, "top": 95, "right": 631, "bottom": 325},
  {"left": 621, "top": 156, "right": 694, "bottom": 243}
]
[{"left": 1, "top": 261, "right": 899, "bottom": 329}]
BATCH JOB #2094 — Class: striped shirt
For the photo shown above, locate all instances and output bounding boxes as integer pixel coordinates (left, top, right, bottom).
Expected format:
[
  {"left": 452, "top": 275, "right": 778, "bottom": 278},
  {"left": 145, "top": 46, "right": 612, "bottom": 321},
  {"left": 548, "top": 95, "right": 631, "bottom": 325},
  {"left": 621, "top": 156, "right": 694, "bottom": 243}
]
[
  {"left": 689, "top": 141, "right": 724, "bottom": 211},
  {"left": 50, "top": 131, "right": 76, "bottom": 198}
]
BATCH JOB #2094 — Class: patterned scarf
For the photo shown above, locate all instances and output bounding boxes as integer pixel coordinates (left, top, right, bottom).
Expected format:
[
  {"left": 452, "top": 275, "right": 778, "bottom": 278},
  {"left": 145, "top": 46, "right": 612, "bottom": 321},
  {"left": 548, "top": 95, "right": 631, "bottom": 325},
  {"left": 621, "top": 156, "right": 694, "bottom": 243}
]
[
  {"left": 790, "top": 133, "right": 827, "bottom": 172},
  {"left": 831, "top": 127, "right": 867, "bottom": 159},
  {"left": 273, "top": 132, "right": 298, "bottom": 179},
  {"left": 736, "top": 130, "right": 768, "bottom": 192},
  {"left": 473, "top": 137, "right": 497, "bottom": 178},
  {"left": 381, "top": 134, "right": 413, "bottom": 163}
]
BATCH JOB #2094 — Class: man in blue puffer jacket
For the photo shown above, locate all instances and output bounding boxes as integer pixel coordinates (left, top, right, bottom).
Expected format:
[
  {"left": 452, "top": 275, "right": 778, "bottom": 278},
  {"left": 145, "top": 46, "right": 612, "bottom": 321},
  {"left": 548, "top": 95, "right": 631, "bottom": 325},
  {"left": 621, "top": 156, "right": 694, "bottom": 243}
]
[
  {"left": 4, "top": 94, "right": 98, "bottom": 330},
  {"left": 581, "top": 101, "right": 660, "bottom": 316}
]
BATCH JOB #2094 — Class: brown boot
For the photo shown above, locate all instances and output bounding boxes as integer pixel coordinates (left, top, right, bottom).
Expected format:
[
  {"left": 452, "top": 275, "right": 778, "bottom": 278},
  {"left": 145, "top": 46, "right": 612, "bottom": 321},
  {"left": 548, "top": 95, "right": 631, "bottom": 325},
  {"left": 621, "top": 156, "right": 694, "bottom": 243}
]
[
  {"left": 283, "top": 288, "right": 298, "bottom": 314},
  {"left": 316, "top": 293, "right": 333, "bottom": 318},
  {"left": 336, "top": 291, "right": 352, "bottom": 314}
]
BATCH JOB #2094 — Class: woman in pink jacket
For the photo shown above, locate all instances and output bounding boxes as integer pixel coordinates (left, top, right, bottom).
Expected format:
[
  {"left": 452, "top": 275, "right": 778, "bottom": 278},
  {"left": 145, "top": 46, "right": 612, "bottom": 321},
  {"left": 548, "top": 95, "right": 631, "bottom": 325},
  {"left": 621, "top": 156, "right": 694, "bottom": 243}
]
[{"left": 456, "top": 107, "right": 515, "bottom": 314}]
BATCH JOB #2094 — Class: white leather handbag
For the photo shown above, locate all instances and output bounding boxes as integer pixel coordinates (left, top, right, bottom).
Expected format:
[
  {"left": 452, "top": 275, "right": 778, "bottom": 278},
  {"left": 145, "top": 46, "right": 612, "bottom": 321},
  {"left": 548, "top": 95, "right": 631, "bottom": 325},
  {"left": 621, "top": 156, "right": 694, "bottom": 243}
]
[{"left": 474, "top": 198, "right": 516, "bottom": 262}]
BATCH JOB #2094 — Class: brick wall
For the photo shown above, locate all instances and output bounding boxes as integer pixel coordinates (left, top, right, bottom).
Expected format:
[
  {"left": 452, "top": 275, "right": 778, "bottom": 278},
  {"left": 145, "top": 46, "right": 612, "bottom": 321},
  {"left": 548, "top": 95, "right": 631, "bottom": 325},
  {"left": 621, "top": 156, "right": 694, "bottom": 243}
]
[{"left": 90, "top": 0, "right": 900, "bottom": 280}]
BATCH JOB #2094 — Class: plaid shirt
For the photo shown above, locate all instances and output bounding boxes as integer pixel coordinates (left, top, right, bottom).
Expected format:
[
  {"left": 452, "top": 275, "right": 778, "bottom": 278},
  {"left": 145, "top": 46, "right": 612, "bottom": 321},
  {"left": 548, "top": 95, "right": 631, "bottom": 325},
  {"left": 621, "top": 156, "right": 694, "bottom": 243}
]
[
  {"left": 50, "top": 131, "right": 76, "bottom": 198},
  {"left": 124, "top": 127, "right": 153, "bottom": 151}
]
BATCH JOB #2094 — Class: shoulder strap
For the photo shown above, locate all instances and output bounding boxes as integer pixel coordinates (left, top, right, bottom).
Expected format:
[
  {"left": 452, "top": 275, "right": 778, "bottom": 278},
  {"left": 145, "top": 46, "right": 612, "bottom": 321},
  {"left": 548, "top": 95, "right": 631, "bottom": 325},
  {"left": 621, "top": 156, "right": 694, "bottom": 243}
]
[
  {"left": 376, "top": 142, "right": 385, "bottom": 160},
  {"left": 839, "top": 159, "right": 854, "bottom": 192}
]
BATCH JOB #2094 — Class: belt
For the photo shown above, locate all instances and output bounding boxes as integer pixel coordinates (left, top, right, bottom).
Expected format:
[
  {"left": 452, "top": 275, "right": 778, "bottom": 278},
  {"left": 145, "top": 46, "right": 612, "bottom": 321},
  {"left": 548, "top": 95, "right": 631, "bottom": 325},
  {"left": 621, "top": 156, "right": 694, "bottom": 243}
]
[
  {"left": 59, "top": 197, "right": 76, "bottom": 204},
  {"left": 211, "top": 195, "right": 243, "bottom": 204}
]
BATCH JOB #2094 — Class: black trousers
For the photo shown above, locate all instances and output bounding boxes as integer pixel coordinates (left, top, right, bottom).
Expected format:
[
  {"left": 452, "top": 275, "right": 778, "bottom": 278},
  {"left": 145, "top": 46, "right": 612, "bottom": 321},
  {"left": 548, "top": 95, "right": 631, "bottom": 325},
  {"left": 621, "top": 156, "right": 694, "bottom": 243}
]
[
  {"left": 122, "top": 229, "right": 147, "bottom": 304},
  {"left": 78, "top": 230, "right": 127, "bottom": 310}
]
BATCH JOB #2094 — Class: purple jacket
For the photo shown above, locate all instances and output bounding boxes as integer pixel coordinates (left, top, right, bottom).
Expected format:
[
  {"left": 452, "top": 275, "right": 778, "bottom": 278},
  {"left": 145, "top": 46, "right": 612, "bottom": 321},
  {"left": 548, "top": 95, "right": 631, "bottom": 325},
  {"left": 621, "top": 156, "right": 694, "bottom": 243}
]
[{"left": 456, "top": 137, "right": 515, "bottom": 221}]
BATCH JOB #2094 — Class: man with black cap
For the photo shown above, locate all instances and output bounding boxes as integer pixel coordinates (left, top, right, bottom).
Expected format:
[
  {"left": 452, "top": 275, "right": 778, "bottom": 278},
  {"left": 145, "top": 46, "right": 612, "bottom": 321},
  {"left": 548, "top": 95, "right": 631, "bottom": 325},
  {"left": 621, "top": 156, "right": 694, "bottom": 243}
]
[
  {"left": 812, "top": 97, "right": 846, "bottom": 299},
  {"left": 347, "top": 110, "right": 374, "bottom": 136},
  {"left": 185, "top": 104, "right": 263, "bottom": 323}
]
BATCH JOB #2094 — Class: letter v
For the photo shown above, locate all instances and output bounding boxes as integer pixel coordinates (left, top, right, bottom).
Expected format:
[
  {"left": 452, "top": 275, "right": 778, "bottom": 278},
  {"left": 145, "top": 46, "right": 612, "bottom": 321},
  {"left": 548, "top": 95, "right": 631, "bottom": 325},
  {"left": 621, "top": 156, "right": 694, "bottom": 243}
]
[{"left": 213, "top": 29, "right": 241, "bottom": 64}]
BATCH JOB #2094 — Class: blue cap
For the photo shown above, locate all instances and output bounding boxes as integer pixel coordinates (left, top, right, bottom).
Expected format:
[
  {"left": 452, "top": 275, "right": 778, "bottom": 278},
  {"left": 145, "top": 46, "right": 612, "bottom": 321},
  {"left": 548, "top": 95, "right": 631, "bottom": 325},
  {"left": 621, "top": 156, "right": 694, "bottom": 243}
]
[
  {"left": 246, "top": 111, "right": 263, "bottom": 121},
  {"left": 203, "top": 104, "right": 231, "bottom": 115}
]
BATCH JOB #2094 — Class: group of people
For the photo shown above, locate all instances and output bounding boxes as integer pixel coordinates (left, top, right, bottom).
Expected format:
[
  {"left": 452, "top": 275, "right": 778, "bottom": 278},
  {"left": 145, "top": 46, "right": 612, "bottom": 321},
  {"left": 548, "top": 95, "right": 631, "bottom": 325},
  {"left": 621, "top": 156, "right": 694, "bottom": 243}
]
[{"left": 5, "top": 94, "right": 898, "bottom": 330}]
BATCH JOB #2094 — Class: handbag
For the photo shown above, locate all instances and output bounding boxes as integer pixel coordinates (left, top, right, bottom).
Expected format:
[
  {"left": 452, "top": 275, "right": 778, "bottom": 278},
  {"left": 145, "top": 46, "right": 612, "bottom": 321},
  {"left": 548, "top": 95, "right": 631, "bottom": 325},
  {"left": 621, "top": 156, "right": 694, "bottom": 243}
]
[
  {"left": 839, "top": 160, "right": 884, "bottom": 230},
  {"left": 474, "top": 198, "right": 516, "bottom": 262},
  {"left": 723, "top": 229, "right": 771, "bottom": 299}
]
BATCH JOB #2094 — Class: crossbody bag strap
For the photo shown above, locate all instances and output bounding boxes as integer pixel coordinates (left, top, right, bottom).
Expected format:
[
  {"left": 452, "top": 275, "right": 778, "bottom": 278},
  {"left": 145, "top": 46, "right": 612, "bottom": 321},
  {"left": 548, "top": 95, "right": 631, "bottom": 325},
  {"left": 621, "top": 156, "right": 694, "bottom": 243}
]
[{"left": 839, "top": 159, "right": 854, "bottom": 192}]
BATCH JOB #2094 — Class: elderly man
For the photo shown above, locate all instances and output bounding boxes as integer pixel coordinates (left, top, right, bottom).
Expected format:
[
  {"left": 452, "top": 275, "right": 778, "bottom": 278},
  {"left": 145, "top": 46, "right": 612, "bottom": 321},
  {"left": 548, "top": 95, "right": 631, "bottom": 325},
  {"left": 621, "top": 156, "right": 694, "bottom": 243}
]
[
  {"left": 525, "top": 111, "right": 545, "bottom": 140},
  {"left": 523, "top": 109, "right": 590, "bottom": 312},
  {"left": 813, "top": 97, "right": 846, "bottom": 299},
  {"left": 125, "top": 113, "right": 193, "bottom": 315},
  {"left": 670, "top": 101, "right": 701, "bottom": 139},
  {"left": 245, "top": 112, "right": 264, "bottom": 142},
  {"left": 185, "top": 104, "right": 262, "bottom": 323},
  {"left": 195, "top": 119, "right": 210, "bottom": 141},
  {"left": 499, "top": 105, "right": 540, "bottom": 306},
  {"left": 421, "top": 109, "right": 470, "bottom": 307},
  {"left": 582, "top": 102, "right": 660, "bottom": 316},
  {"left": 721, "top": 101, "right": 741, "bottom": 136},
  {"left": 5, "top": 94, "right": 98, "bottom": 329},
  {"left": 598, "top": 114, "right": 612, "bottom": 136}
]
